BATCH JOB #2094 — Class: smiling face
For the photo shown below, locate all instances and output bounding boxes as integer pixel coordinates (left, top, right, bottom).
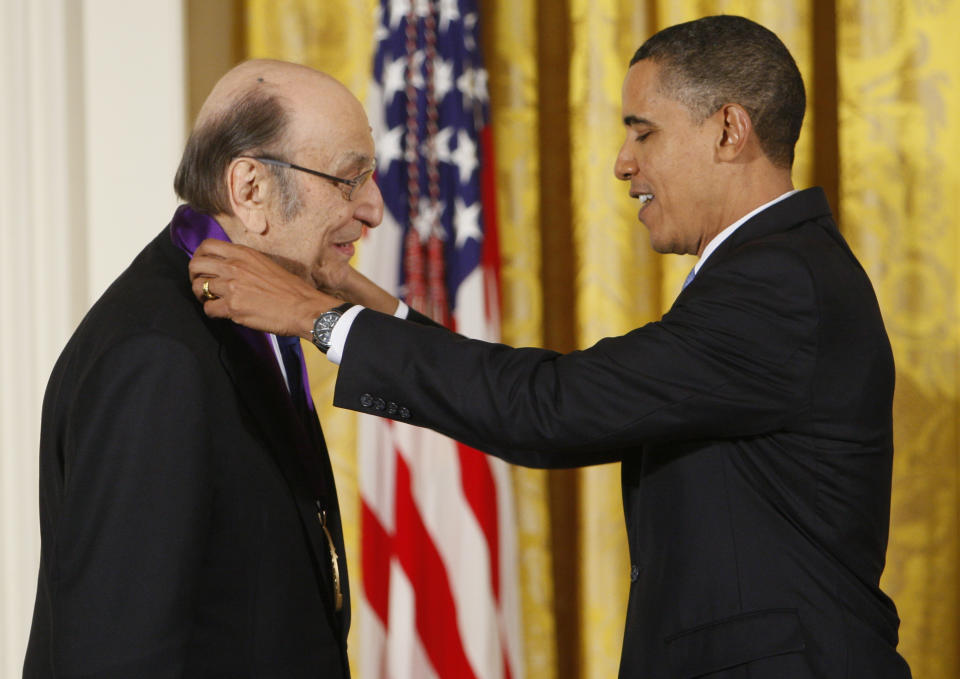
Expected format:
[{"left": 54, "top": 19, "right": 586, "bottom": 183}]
[
  {"left": 260, "top": 71, "right": 383, "bottom": 283},
  {"left": 614, "top": 59, "right": 728, "bottom": 256}
]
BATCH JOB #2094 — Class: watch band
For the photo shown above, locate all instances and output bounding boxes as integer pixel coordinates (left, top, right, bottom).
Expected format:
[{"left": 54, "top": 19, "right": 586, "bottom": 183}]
[{"left": 311, "top": 302, "right": 353, "bottom": 354}]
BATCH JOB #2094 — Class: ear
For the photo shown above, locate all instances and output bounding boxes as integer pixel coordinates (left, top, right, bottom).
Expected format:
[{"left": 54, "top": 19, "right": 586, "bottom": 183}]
[
  {"left": 715, "top": 103, "right": 753, "bottom": 162},
  {"left": 226, "top": 157, "right": 269, "bottom": 235}
]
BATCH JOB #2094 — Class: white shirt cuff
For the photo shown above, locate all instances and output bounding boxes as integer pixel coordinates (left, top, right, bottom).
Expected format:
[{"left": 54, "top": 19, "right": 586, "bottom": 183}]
[
  {"left": 326, "top": 300, "right": 408, "bottom": 365},
  {"left": 326, "top": 304, "right": 364, "bottom": 365}
]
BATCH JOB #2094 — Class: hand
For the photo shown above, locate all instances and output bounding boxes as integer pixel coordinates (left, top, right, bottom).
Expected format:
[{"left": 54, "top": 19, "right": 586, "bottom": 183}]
[
  {"left": 319, "top": 264, "right": 402, "bottom": 317},
  {"left": 189, "top": 239, "right": 339, "bottom": 339},
  {"left": 309, "top": 251, "right": 355, "bottom": 298}
]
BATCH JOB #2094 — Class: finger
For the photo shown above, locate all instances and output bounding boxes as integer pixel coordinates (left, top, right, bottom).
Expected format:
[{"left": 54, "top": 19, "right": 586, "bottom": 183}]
[
  {"left": 199, "top": 297, "right": 230, "bottom": 319},
  {"left": 196, "top": 239, "right": 265, "bottom": 267},
  {"left": 192, "top": 276, "right": 208, "bottom": 301},
  {"left": 189, "top": 253, "right": 230, "bottom": 280},
  {"left": 193, "top": 275, "right": 221, "bottom": 303},
  {"left": 193, "top": 238, "right": 237, "bottom": 259}
]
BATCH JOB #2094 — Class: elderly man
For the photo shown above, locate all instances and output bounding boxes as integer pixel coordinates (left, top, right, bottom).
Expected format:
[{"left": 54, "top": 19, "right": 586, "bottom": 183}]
[
  {"left": 190, "top": 16, "right": 912, "bottom": 679},
  {"left": 24, "top": 60, "right": 383, "bottom": 677}
]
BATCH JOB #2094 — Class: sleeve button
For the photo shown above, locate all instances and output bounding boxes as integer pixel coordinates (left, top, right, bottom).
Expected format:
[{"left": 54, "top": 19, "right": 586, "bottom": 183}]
[{"left": 360, "top": 393, "right": 374, "bottom": 408}]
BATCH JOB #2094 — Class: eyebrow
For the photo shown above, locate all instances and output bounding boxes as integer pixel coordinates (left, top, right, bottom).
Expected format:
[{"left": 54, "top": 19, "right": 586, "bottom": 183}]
[
  {"left": 337, "top": 150, "right": 375, "bottom": 172},
  {"left": 623, "top": 115, "right": 655, "bottom": 127}
]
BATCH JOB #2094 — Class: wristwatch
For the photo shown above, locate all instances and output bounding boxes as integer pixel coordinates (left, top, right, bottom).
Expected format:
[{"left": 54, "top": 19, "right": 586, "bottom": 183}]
[{"left": 311, "top": 303, "right": 353, "bottom": 354}]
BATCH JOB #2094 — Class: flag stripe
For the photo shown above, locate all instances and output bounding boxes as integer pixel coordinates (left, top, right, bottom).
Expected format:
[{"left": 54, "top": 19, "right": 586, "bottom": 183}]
[
  {"left": 394, "top": 425, "right": 502, "bottom": 679},
  {"left": 479, "top": 127, "right": 502, "bottom": 320},
  {"left": 457, "top": 442, "right": 501, "bottom": 599},
  {"left": 360, "top": 499, "right": 392, "bottom": 624},
  {"left": 394, "top": 453, "right": 479, "bottom": 679}
]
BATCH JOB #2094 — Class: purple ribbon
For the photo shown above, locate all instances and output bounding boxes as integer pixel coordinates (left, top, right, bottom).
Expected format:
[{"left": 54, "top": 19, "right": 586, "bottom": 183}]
[{"left": 169, "top": 205, "right": 317, "bottom": 414}]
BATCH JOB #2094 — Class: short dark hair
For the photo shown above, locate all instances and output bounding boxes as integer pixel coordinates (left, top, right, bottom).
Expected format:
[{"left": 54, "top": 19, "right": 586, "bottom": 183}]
[
  {"left": 174, "top": 89, "right": 294, "bottom": 216},
  {"left": 631, "top": 15, "right": 805, "bottom": 168}
]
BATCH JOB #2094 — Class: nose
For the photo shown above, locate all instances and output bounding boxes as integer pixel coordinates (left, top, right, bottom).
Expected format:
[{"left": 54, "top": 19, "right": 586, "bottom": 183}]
[
  {"left": 355, "top": 177, "right": 384, "bottom": 228},
  {"left": 614, "top": 141, "right": 637, "bottom": 181}
]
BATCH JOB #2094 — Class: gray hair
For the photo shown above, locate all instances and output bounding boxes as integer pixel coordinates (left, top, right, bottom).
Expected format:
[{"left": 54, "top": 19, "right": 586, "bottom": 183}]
[{"left": 174, "top": 89, "right": 301, "bottom": 219}]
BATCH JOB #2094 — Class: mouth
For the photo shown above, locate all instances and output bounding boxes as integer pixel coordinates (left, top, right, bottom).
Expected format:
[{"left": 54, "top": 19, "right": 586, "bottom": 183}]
[
  {"left": 632, "top": 192, "right": 655, "bottom": 216},
  {"left": 333, "top": 238, "right": 359, "bottom": 257}
]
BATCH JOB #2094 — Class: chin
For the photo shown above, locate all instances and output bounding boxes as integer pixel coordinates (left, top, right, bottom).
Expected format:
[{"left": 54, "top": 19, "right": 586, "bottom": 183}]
[{"left": 647, "top": 232, "right": 675, "bottom": 255}]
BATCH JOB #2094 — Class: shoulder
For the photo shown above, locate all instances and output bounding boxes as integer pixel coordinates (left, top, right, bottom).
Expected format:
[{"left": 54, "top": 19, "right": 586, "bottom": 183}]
[
  {"left": 682, "top": 237, "right": 818, "bottom": 320},
  {"left": 50, "top": 231, "right": 220, "bottom": 397}
]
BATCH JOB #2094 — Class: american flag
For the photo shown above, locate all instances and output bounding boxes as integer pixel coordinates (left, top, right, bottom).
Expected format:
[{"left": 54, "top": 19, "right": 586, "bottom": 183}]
[{"left": 356, "top": 2, "right": 523, "bottom": 679}]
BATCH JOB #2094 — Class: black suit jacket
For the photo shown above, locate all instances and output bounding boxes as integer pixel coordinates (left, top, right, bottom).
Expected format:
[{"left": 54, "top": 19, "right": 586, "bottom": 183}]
[
  {"left": 25, "top": 227, "right": 350, "bottom": 678},
  {"left": 333, "top": 188, "right": 911, "bottom": 678}
]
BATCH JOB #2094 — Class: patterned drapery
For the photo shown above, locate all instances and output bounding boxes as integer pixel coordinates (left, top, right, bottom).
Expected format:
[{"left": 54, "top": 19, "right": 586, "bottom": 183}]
[{"left": 244, "top": 1, "right": 960, "bottom": 677}]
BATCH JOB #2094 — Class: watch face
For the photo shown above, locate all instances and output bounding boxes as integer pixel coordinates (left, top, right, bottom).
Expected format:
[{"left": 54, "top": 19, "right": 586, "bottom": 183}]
[{"left": 313, "top": 310, "right": 342, "bottom": 350}]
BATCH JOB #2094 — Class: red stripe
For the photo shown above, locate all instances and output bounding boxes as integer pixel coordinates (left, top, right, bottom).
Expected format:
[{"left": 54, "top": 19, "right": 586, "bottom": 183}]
[
  {"left": 394, "top": 454, "right": 479, "bottom": 679},
  {"left": 479, "top": 125, "right": 502, "bottom": 323},
  {"left": 360, "top": 498, "right": 392, "bottom": 626},
  {"left": 457, "top": 442, "right": 501, "bottom": 600}
]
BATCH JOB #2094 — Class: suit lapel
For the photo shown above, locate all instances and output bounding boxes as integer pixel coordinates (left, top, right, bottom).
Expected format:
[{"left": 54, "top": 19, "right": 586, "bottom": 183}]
[
  {"left": 210, "top": 318, "right": 348, "bottom": 638},
  {"left": 157, "top": 226, "right": 351, "bottom": 639}
]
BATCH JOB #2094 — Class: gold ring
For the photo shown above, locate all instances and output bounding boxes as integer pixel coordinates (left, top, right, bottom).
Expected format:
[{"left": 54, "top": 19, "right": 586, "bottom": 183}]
[{"left": 201, "top": 279, "right": 218, "bottom": 301}]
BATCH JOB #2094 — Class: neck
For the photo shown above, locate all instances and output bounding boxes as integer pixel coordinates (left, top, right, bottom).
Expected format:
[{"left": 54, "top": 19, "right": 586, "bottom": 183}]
[
  {"left": 213, "top": 212, "right": 245, "bottom": 243},
  {"left": 723, "top": 166, "right": 793, "bottom": 223},
  {"left": 696, "top": 166, "right": 794, "bottom": 256}
]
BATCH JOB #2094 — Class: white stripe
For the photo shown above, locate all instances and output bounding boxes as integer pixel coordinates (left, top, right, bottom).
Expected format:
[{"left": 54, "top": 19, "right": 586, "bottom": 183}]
[
  {"left": 394, "top": 424, "right": 503, "bottom": 679},
  {"left": 386, "top": 558, "right": 441, "bottom": 679},
  {"left": 358, "top": 416, "right": 397, "bottom": 535},
  {"left": 453, "top": 267, "right": 492, "bottom": 341},
  {"left": 359, "top": 207, "right": 404, "bottom": 292},
  {"left": 492, "top": 456, "right": 524, "bottom": 678},
  {"left": 357, "top": 596, "right": 387, "bottom": 679}
]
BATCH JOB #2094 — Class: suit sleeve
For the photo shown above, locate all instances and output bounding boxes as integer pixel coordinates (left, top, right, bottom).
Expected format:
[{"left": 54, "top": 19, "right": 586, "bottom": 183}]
[
  {"left": 49, "top": 333, "right": 211, "bottom": 677},
  {"left": 334, "top": 245, "right": 818, "bottom": 466}
]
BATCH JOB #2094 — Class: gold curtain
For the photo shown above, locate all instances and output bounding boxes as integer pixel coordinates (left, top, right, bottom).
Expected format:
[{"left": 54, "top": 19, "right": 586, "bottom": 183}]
[
  {"left": 837, "top": 2, "right": 960, "bottom": 677},
  {"left": 239, "top": 1, "right": 959, "bottom": 677},
  {"left": 482, "top": 3, "right": 560, "bottom": 678}
]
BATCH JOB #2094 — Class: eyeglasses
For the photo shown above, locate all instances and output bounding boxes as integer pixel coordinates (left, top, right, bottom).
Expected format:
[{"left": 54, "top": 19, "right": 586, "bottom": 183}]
[{"left": 245, "top": 156, "right": 376, "bottom": 201}]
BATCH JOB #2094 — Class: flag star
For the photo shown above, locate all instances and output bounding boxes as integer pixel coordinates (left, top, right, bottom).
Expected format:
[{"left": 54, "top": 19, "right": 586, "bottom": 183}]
[
  {"left": 463, "top": 12, "right": 478, "bottom": 49},
  {"left": 438, "top": 0, "right": 460, "bottom": 33},
  {"left": 414, "top": 0, "right": 431, "bottom": 17},
  {"left": 412, "top": 197, "right": 445, "bottom": 241},
  {"left": 383, "top": 51, "right": 425, "bottom": 105},
  {"left": 374, "top": 5, "right": 388, "bottom": 42},
  {"left": 454, "top": 197, "right": 483, "bottom": 248},
  {"left": 408, "top": 50, "right": 426, "bottom": 90},
  {"left": 457, "top": 67, "right": 489, "bottom": 105},
  {"left": 377, "top": 125, "right": 405, "bottom": 172},
  {"left": 389, "top": 0, "right": 411, "bottom": 28},
  {"left": 451, "top": 129, "right": 478, "bottom": 184},
  {"left": 434, "top": 58, "right": 455, "bottom": 103},
  {"left": 434, "top": 126, "right": 455, "bottom": 164},
  {"left": 383, "top": 55, "right": 407, "bottom": 105}
]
